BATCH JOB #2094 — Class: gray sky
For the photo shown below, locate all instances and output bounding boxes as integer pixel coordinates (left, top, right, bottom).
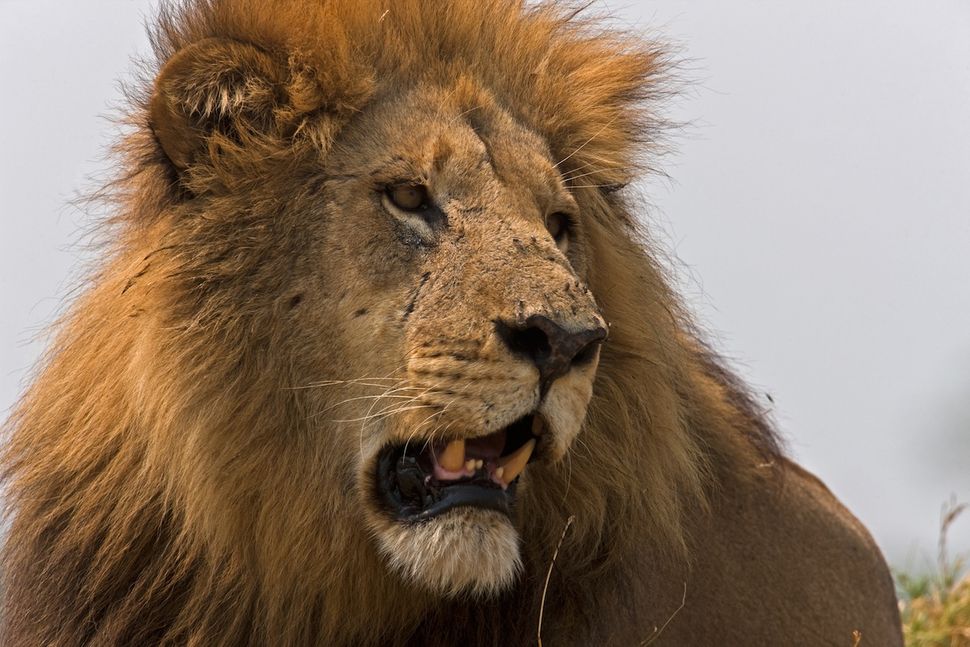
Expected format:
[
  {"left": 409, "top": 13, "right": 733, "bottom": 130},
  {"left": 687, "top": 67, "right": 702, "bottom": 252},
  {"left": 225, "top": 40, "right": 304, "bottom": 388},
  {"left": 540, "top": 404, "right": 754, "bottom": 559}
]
[{"left": 2, "top": 0, "right": 969, "bottom": 569}]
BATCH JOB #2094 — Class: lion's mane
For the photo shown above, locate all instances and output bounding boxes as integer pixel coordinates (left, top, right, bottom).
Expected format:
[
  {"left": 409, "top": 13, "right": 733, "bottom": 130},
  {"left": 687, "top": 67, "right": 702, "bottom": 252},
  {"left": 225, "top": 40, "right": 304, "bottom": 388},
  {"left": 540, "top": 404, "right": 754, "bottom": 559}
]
[{"left": 1, "top": 1, "right": 782, "bottom": 644}]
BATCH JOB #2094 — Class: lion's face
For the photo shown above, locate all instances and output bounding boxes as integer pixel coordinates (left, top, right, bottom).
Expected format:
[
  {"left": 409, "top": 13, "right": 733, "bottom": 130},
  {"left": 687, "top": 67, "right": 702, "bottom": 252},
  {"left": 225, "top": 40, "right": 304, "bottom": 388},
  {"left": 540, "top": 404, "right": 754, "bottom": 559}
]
[{"left": 288, "top": 84, "right": 606, "bottom": 595}]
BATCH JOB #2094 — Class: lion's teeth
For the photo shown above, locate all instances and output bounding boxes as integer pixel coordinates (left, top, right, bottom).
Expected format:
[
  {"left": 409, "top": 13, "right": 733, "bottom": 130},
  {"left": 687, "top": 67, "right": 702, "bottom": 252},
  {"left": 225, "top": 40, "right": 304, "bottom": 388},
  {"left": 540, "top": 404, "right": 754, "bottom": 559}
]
[
  {"left": 464, "top": 459, "right": 476, "bottom": 473},
  {"left": 496, "top": 438, "right": 535, "bottom": 486},
  {"left": 494, "top": 466, "right": 505, "bottom": 480},
  {"left": 532, "top": 415, "right": 545, "bottom": 435},
  {"left": 438, "top": 439, "right": 466, "bottom": 472}
]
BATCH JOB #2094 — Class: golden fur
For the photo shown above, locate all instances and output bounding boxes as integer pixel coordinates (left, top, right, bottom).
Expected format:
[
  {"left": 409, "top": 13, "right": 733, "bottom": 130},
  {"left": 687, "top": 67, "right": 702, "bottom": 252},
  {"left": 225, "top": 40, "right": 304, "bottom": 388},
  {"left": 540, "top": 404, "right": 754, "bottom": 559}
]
[{"left": 1, "top": 1, "right": 902, "bottom": 645}]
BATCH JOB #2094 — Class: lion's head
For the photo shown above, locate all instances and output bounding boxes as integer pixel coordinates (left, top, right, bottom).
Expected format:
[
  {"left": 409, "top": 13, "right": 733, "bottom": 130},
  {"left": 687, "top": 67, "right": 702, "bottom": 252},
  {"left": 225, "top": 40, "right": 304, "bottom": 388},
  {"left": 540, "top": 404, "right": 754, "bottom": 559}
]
[
  {"left": 1, "top": 1, "right": 781, "bottom": 644},
  {"left": 240, "top": 72, "right": 613, "bottom": 594}
]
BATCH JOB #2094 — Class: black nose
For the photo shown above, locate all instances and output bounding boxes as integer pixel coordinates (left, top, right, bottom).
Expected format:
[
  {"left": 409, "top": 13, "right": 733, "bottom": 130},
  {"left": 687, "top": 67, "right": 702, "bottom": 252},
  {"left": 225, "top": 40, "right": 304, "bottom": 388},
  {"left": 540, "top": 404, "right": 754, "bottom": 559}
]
[{"left": 495, "top": 315, "right": 607, "bottom": 390}]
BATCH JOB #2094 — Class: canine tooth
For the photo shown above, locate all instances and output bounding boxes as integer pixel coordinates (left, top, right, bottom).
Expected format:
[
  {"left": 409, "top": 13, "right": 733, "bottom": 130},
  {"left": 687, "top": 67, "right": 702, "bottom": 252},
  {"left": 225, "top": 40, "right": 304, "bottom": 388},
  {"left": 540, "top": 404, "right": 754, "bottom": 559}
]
[
  {"left": 532, "top": 416, "right": 545, "bottom": 435},
  {"left": 438, "top": 439, "right": 466, "bottom": 472},
  {"left": 497, "top": 439, "right": 535, "bottom": 485},
  {"left": 494, "top": 466, "right": 505, "bottom": 480},
  {"left": 465, "top": 459, "right": 477, "bottom": 473}
]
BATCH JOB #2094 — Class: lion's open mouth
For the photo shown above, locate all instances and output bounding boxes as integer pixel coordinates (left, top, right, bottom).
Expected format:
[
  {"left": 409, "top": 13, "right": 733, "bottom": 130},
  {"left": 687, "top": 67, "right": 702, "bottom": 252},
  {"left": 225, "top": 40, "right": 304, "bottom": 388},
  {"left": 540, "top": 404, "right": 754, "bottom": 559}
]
[{"left": 376, "top": 414, "right": 543, "bottom": 522}]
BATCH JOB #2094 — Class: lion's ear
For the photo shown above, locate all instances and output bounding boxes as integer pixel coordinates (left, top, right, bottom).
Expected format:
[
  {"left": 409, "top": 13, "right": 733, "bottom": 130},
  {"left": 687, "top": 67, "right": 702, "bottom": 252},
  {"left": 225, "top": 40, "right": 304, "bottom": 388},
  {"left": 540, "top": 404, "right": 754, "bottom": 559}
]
[{"left": 150, "top": 38, "right": 286, "bottom": 171}]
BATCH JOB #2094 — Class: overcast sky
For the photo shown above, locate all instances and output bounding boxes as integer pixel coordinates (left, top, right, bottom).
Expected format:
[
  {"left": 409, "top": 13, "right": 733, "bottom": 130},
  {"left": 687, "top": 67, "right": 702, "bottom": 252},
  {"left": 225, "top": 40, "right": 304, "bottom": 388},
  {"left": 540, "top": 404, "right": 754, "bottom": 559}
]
[{"left": 2, "top": 0, "right": 968, "bottom": 570}]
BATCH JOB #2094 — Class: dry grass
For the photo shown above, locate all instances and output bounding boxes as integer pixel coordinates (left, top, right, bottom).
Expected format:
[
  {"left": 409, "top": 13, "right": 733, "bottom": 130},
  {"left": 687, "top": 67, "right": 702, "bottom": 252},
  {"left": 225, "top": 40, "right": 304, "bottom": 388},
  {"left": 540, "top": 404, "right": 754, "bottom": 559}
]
[{"left": 899, "top": 500, "right": 970, "bottom": 647}]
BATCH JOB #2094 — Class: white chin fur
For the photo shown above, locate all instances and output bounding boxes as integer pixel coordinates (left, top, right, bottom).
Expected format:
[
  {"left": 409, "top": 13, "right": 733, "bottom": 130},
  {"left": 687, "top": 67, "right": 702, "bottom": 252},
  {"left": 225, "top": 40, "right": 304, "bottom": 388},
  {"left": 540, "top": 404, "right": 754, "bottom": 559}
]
[{"left": 378, "top": 508, "right": 521, "bottom": 597}]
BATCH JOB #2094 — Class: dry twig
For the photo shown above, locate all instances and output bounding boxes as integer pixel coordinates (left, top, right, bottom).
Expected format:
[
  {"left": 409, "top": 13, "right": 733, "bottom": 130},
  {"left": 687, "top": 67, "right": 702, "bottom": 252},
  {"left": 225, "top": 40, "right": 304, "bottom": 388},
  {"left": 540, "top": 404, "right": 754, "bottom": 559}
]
[
  {"left": 641, "top": 581, "right": 688, "bottom": 646},
  {"left": 537, "top": 515, "right": 575, "bottom": 647}
]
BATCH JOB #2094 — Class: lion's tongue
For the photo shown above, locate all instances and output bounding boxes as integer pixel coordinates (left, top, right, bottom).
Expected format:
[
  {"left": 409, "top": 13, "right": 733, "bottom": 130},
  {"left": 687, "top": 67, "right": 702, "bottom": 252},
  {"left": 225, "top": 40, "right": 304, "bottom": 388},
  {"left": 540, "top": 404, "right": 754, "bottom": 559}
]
[{"left": 430, "top": 431, "right": 534, "bottom": 489}]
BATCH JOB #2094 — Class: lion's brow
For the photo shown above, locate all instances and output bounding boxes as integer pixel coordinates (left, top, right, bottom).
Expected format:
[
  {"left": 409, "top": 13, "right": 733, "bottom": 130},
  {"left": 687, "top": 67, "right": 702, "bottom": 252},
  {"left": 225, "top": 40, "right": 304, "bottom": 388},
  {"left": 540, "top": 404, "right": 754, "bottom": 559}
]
[{"left": 462, "top": 110, "right": 498, "bottom": 175}]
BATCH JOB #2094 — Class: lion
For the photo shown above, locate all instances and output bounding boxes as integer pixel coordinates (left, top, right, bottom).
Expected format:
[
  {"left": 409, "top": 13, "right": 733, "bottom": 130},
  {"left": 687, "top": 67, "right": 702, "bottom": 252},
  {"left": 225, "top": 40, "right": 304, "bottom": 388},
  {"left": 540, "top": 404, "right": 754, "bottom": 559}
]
[{"left": 0, "top": 1, "right": 903, "bottom": 645}]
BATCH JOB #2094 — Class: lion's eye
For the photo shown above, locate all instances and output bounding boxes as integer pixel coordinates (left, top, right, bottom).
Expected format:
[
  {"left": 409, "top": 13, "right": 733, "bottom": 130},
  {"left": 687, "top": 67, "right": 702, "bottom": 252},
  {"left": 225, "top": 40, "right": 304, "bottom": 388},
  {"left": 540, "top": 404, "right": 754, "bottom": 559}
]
[
  {"left": 387, "top": 184, "right": 430, "bottom": 212},
  {"left": 546, "top": 212, "right": 570, "bottom": 244}
]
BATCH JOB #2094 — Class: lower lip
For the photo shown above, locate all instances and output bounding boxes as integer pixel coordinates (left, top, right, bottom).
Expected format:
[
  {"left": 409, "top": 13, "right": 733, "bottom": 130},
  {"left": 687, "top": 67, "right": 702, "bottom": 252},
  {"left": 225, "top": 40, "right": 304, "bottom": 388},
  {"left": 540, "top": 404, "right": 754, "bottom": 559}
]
[{"left": 376, "top": 449, "right": 518, "bottom": 522}]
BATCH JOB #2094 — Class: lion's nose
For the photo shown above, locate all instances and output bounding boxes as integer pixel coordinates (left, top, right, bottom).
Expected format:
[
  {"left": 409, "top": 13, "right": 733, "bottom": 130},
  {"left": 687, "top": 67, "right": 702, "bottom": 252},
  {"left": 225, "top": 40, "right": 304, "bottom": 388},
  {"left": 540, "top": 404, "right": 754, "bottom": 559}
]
[{"left": 495, "top": 314, "right": 607, "bottom": 391}]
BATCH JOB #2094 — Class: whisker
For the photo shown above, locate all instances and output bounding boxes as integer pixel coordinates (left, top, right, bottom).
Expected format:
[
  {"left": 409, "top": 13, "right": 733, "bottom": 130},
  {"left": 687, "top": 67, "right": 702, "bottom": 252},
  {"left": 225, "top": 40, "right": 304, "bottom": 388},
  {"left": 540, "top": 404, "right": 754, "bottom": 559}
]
[
  {"left": 370, "top": 379, "right": 451, "bottom": 456},
  {"left": 561, "top": 449, "right": 574, "bottom": 506},
  {"left": 287, "top": 377, "right": 410, "bottom": 391},
  {"left": 559, "top": 159, "right": 602, "bottom": 179},
  {"left": 318, "top": 393, "right": 420, "bottom": 413},
  {"left": 552, "top": 114, "right": 619, "bottom": 169},
  {"left": 308, "top": 386, "right": 421, "bottom": 422},
  {"left": 331, "top": 404, "right": 434, "bottom": 424},
  {"left": 358, "top": 379, "right": 418, "bottom": 461},
  {"left": 454, "top": 103, "right": 485, "bottom": 121},
  {"left": 562, "top": 168, "right": 606, "bottom": 183},
  {"left": 403, "top": 410, "right": 447, "bottom": 456},
  {"left": 400, "top": 379, "right": 478, "bottom": 450}
]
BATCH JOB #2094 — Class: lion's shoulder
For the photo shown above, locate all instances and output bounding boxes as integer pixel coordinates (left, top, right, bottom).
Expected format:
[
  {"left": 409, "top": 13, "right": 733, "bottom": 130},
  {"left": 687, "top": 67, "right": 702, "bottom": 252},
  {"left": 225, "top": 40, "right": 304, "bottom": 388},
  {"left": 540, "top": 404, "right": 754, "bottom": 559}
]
[{"left": 652, "top": 459, "right": 904, "bottom": 646}]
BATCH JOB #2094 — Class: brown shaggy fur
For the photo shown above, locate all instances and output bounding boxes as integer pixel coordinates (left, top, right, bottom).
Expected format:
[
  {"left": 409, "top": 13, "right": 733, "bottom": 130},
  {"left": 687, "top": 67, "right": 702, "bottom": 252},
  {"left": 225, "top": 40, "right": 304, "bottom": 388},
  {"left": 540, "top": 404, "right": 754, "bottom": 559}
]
[{"left": 1, "top": 1, "right": 902, "bottom": 645}]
